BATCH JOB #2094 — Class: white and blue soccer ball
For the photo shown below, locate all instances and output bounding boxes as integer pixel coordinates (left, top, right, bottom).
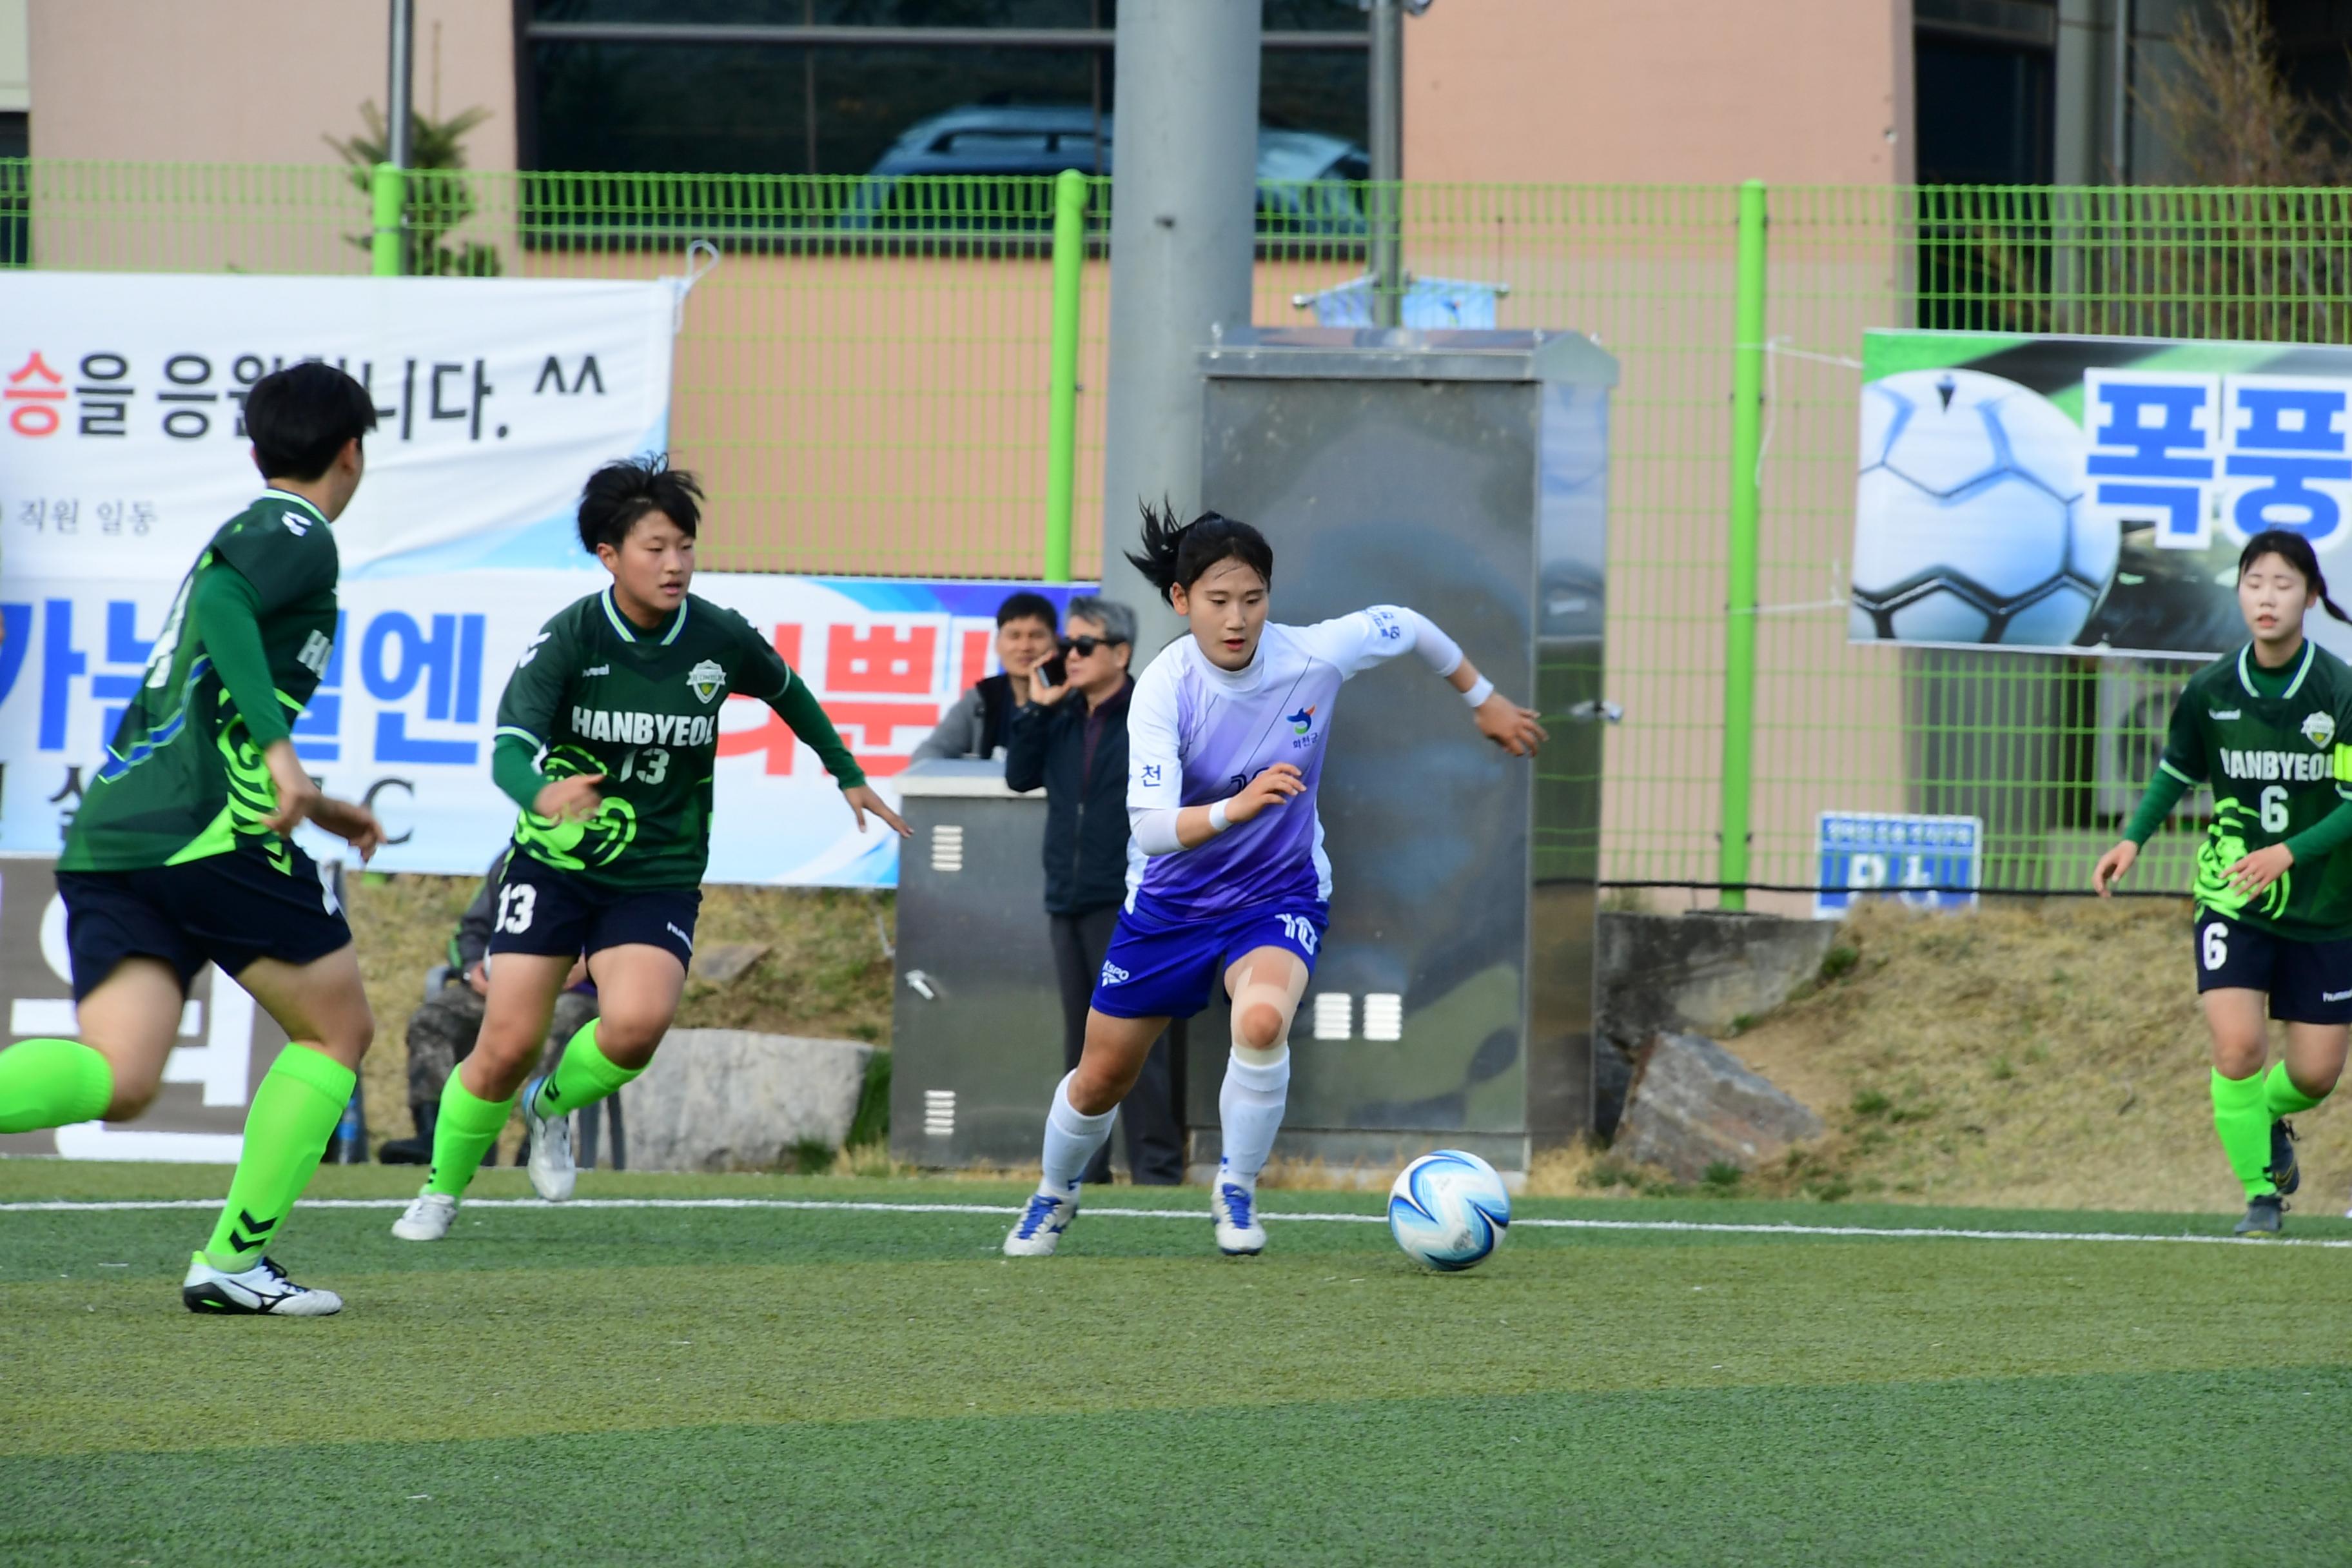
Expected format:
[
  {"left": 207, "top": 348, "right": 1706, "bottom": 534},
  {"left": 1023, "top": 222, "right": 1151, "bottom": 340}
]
[
  {"left": 1851, "top": 367, "right": 2117, "bottom": 647},
  {"left": 1387, "top": 1150, "right": 1511, "bottom": 1271}
]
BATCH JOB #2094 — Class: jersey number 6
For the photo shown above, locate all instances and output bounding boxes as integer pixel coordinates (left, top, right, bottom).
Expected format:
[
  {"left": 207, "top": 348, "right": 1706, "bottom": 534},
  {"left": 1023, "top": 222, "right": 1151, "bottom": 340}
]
[
  {"left": 2260, "top": 784, "right": 2289, "bottom": 834},
  {"left": 2202, "top": 921, "right": 2228, "bottom": 972}
]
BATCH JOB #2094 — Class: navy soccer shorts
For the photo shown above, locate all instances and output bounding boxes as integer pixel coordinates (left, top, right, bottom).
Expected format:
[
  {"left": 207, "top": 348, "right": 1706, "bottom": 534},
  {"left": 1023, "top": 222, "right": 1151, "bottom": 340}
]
[
  {"left": 484, "top": 850, "right": 701, "bottom": 970},
  {"left": 54, "top": 840, "right": 353, "bottom": 1001},
  {"left": 2192, "top": 908, "right": 2352, "bottom": 1024},
  {"left": 1090, "top": 894, "right": 1329, "bottom": 1021}
]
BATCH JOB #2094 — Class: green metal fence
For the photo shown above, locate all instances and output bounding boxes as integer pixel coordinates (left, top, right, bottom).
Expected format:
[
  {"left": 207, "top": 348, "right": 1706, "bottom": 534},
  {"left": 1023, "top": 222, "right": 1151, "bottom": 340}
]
[{"left": 6, "top": 162, "right": 2349, "bottom": 906}]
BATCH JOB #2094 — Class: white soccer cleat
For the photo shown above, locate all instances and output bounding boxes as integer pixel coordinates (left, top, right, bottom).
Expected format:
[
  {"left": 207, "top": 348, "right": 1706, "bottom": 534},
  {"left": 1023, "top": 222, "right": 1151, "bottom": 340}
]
[
  {"left": 180, "top": 1251, "right": 343, "bottom": 1316},
  {"left": 520, "top": 1076, "right": 576, "bottom": 1202},
  {"left": 392, "top": 1190, "right": 457, "bottom": 1242},
  {"left": 1212, "top": 1180, "right": 1266, "bottom": 1256},
  {"left": 1003, "top": 1186, "right": 1080, "bottom": 1257}
]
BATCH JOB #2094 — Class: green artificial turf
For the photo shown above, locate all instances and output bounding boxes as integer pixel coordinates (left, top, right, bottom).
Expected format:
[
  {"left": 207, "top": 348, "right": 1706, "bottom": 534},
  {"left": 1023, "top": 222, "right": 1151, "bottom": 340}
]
[{"left": 5, "top": 1162, "right": 2351, "bottom": 1565}]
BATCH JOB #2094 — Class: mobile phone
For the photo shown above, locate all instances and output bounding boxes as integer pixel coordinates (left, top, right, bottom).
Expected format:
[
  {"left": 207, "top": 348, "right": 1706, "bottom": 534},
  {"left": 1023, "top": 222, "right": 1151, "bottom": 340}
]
[{"left": 1038, "top": 654, "right": 1068, "bottom": 687}]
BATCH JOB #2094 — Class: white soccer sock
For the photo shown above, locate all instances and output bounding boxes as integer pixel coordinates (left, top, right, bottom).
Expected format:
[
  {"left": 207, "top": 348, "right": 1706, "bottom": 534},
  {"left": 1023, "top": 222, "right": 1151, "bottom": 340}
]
[
  {"left": 1039, "top": 1072, "right": 1117, "bottom": 1193},
  {"left": 1217, "top": 1048, "right": 1291, "bottom": 1189}
]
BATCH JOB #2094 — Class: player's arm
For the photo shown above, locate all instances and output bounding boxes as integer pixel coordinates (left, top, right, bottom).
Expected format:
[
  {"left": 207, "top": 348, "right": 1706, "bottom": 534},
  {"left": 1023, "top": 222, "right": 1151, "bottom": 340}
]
[
  {"left": 493, "top": 618, "right": 601, "bottom": 823},
  {"left": 2095, "top": 681, "right": 2208, "bottom": 894},
  {"left": 2246, "top": 700, "right": 2352, "bottom": 896},
  {"left": 189, "top": 562, "right": 378, "bottom": 851},
  {"left": 1312, "top": 605, "right": 1547, "bottom": 756},
  {"left": 732, "top": 614, "right": 909, "bottom": 838}
]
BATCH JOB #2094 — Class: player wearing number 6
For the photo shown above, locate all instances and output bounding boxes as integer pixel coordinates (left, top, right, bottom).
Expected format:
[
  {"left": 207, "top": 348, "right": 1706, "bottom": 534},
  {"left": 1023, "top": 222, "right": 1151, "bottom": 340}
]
[
  {"left": 1003, "top": 505, "right": 1546, "bottom": 1259},
  {"left": 2095, "top": 530, "right": 2352, "bottom": 1236},
  {"left": 393, "top": 458, "right": 908, "bottom": 1240}
]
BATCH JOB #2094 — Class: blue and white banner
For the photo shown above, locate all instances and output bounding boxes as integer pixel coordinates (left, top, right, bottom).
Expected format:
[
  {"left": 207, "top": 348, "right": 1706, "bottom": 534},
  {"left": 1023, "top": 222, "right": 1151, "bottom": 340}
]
[
  {"left": 0, "top": 271, "right": 677, "bottom": 582},
  {"left": 0, "top": 571, "right": 1087, "bottom": 886},
  {"left": 1813, "top": 810, "right": 1983, "bottom": 919}
]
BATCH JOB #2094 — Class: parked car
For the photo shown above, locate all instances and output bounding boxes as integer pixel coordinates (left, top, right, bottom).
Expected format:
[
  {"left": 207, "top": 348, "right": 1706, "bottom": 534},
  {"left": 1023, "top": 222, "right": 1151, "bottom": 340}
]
[{"left": 836, "top": 104, "right": 1368, "bottom": 235}]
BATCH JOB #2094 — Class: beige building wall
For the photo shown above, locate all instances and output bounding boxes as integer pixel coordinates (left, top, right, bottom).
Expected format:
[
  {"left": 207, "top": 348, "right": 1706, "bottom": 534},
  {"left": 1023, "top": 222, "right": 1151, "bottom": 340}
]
[
  {"left": 1405, "top": 0, "right": 1915, "bottom": 186},
  {"left": 27, "top": 0, "right": 515, "bottom": 168}
]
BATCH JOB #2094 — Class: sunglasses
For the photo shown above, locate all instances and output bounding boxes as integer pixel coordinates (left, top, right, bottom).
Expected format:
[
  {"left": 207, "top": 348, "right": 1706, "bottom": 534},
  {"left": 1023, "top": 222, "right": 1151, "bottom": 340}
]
[{"left": 1058, "top": 634, "right": 1119, "bottom": 656}]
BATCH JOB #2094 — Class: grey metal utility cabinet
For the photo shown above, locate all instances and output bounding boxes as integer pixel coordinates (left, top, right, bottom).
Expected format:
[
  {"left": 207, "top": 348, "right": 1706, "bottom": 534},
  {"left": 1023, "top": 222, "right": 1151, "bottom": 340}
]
[{"left": 1193, "top": 326, "right": 1617, "bottom": 1178}]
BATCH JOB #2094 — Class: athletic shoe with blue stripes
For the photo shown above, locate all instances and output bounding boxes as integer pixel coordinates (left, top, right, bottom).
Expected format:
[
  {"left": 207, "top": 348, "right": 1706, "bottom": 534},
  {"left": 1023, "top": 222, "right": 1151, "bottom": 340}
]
[
  {"left": 1003, "top": 1184, "right": 1079, "bottom": 1257},
  {"left": 1212, "top": 1174, "right": 1266, "bottom": 1256}
]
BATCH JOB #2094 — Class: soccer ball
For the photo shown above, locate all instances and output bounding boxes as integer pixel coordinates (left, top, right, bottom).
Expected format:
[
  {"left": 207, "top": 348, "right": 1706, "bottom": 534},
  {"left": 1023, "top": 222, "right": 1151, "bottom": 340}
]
[
  {"left": 1851, "top": 368, "right": 2117, "bottom": 647},
  {"left": 1387, "top": 1150, "right": 1511, "bottom": 1271}
]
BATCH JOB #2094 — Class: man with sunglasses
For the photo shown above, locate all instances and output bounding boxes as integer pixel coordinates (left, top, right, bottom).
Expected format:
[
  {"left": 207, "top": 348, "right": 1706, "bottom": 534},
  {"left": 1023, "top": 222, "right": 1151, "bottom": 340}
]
[{"left": 1005, "top": 597, "right": 1184, "bottom": 1186}]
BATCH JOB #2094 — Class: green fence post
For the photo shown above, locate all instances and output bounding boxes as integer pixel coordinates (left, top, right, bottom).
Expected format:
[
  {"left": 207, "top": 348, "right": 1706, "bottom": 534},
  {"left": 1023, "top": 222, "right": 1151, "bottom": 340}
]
[
  {"left": 1043, "top": 168, "right": 1086, "bottom": 583},
  {"left": 1719, "top": 178, "right": 1768, "bottom": 912},
  {"left": 370, "top": 161, "right": 404, "bottom": 277}
]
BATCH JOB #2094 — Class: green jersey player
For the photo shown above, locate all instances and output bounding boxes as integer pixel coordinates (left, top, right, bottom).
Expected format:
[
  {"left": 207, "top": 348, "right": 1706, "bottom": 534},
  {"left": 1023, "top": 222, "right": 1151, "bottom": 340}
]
[
  {"left": 394, "top": 457, "right": 908, "bottom": 1239},
  {"left": 0, "top": 363, "right": 387, "bottom": 1314},
  {"left": 2097, "top": 529, "right": 2352, "bottom": 1236}
]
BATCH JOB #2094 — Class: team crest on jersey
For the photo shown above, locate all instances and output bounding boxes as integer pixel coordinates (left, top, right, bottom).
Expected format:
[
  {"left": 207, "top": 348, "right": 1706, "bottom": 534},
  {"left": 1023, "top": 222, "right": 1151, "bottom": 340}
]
[
  {"left": 1288, "top": 704, "right": 1317, "bottom": 736},
  {"left": 2304, "top": 711, "right": 2337, "bottom": 749},
  {"left": 687, "top": 659, "right": 728, "bottom": 704}
]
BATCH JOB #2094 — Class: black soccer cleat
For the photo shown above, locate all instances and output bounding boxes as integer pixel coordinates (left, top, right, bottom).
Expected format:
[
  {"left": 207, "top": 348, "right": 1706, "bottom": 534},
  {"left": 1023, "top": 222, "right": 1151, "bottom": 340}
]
[
  {"left": 2267, "top": 1119, "right": 2302, "bottom": 1197},
  {"left": 2233, "top": 1194, "right": 2286, "bottom": 1237}
]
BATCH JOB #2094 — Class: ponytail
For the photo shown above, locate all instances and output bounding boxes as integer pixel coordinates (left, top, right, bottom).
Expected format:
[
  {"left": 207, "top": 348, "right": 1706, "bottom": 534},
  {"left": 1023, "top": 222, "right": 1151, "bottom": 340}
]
[
  {"left": 1124, "top": 500, "right": 1275, "bottom": 605},
  {"left": 2239, "top": 529, "right": 2352, "bottom": 623}
]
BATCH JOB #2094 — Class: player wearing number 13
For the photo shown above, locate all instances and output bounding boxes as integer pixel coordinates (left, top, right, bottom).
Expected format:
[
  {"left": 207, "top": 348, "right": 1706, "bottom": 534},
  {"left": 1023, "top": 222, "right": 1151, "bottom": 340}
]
[
  {"left": 393, "top": 457, "right": 910, "bottom": 1240},
  {"left": 2095, "top": 530, "right": 2352, "bottom": 1237}
]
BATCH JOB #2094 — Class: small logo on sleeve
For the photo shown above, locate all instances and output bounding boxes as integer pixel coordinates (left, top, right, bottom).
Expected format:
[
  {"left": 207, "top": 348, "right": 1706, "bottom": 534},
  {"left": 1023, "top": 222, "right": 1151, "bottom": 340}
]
[
  {"left": 687, "top": 659, "right": 729, "bottom": 704},
  {"left": 1141, "top": 763, "right": 1162, "bottom": 787},
  {"left": 2304, "top": 711, "right": 2337, "bottom": 749}
]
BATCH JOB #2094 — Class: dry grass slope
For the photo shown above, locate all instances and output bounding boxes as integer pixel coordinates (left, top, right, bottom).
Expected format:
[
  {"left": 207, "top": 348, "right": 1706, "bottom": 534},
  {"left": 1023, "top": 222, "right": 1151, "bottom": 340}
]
[
  {"left": 1726, "top": 898, "right": 2352, "bottom": 1213},
  {"left": 341, "top": 875, "right": 895, "bottom": 1145}
]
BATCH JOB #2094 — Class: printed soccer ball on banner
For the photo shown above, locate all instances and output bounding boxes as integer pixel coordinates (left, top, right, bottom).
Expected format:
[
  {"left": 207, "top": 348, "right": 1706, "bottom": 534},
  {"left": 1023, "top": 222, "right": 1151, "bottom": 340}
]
[
  {"left": 1850, "top": 368, "right": 2119, "bottom": 647},
  {"left": 1387, "top": 1150, "right": 1511, "bottom": 1271}
]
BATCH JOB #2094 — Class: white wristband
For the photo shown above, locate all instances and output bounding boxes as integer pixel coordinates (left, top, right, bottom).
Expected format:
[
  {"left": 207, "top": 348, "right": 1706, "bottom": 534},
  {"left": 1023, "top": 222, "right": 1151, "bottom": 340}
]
[
  {"left": 1208, "top": 798, "right": 1233, "bottom": 833},
  {"left": 1462, "top": 676, "right": 1495, "bottom": 708}
]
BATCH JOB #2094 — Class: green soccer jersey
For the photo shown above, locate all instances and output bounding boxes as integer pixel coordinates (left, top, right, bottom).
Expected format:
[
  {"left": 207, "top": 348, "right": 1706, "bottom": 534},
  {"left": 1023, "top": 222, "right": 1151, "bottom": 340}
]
[
  {"left": 2153, "top": 640, "right": 2352, "bottom": 939},
  {"left": 60, "top": 491, "right": 338, "bottom": 874},
  {"left": 495, "top": 586, "right": 865, "bottom": 891}
]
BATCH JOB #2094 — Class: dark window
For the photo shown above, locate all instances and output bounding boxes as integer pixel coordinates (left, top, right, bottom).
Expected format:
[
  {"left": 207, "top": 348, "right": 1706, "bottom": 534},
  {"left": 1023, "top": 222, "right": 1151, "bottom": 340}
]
[
  {"left": 0, "top": 113, "right": 26, "bottom": 268},
  {"left": 1915, "top": 36, "right": 2055, "bottom": 186},
  {"left": 522, "top": 0, "right": 1368, "bottom": 178}
]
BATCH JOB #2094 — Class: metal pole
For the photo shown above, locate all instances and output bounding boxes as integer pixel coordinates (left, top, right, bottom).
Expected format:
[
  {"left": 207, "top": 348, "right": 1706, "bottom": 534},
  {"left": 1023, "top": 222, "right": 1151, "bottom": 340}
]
[
  {"left": 1719, "top": 179, "right": 1767, "bottom": 912},
  {"left": 1044, "top": 168, "right": 1086, "bottom": 583},
  {"left": 370, "top": 162, "right": 404, "bottom": 277},
  {"left": 2109, "top": 0, "right": 2131, "bottom": 182},
  {"left": 1097, "top": 0, "right": 1261, "bottom": 656},
  {"left": 387, "top": 0, "right": 415, "bottom": 168},
  {"left": 1367, "top": 0, "right": 1403, "bottom": 328}
]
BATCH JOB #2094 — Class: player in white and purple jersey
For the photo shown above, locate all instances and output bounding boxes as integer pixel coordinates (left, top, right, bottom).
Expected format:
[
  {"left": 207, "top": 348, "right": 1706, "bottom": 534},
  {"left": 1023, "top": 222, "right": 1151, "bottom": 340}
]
[{"left": 1005, "top": 505, "right": 1546, "bottom": 1259}]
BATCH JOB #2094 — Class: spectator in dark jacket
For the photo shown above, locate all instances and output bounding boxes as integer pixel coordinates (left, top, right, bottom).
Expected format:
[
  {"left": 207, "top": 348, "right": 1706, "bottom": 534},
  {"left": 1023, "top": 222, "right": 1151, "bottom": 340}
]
[
  {"left": 912, "top": 591, "right": 1059, "bottom": 762},
  {"left": 1004, "top": 597, "right": 1183, "bottom": 1185}
]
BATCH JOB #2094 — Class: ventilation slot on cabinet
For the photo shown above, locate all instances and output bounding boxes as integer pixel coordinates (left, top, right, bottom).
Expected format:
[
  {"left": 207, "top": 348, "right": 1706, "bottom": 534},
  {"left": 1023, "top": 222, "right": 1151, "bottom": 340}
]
[
  {"left": 930, "top": 824, "right": 965, "bottom": 873},
  {"left": 1310, "top": 992, "right": 1353, "bottom": 1041},
  {"left": 923, "top": 1089, "right": 956, "bottom": 1138},
  {"left": 1361, "top": 994, "right": 1404, "bottom": 1041}
]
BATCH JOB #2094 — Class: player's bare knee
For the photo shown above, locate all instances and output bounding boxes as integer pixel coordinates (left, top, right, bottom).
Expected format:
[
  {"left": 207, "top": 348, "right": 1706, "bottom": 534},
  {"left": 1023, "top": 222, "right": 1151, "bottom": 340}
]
[
  {"left": 1235, "top": 1001, "right": 1289, "bottom": 1054},
  {"left": 103, "top": 1075, "right": 161, "bottom": 1120}
]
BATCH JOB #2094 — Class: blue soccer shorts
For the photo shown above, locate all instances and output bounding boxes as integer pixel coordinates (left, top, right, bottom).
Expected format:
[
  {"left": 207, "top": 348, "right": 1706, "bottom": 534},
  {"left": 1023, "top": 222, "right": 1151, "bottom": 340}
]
[{"left": 1090, "top": 894, "right": 1330, "bottom": 1021}]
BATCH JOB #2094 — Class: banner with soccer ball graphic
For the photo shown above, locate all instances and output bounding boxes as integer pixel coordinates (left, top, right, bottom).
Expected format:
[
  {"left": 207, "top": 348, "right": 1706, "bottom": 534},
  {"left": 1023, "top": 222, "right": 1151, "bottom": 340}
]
[{"left": 1851, "top": 329, "right": 2352, "bottom": 659}]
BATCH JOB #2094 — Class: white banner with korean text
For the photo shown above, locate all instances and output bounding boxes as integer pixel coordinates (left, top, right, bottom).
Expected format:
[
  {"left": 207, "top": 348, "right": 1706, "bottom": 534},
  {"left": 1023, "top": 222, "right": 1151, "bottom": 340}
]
[
  {"left": 0, "top": 271, "right": 676, "bottom": 580},
  {"left": 0, "top": 571, "right": 1088, "bottom": 886}
]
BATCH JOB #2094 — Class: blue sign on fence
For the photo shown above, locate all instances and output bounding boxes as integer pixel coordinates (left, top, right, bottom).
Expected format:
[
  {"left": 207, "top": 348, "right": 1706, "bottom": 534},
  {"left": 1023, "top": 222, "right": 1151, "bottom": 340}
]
[{"left": 1813, "top": 811, "right": 1983, "bottom": 919}]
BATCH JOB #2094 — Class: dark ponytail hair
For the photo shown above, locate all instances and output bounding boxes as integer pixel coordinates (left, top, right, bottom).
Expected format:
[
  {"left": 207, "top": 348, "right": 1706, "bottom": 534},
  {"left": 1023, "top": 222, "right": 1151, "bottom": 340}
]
[
  {"left": 1124, "top": 500, "right": 1275, "bottom": 605},
  {"left": 2238, "top": 529, "right": 2352, "bottom": 624}
]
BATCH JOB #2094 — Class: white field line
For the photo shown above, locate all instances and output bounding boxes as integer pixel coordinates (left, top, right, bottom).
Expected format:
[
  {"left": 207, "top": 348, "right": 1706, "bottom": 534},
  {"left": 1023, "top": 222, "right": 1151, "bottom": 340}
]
[{"left": 3, "top": 1195, "right": 2350, "bottom": 1250}]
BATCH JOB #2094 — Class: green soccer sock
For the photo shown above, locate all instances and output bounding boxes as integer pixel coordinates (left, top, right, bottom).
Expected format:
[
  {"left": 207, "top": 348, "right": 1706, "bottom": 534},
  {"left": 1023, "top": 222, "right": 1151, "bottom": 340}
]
[
  {"left": 203, "top": 1043, "right": 356, "bottom": 1272},
  {"left": 426, "top": 1072, "right": 517, "bottom": 1198},
  {"left": 2264, "top": 1061, "right": 2329, "bottom": 1119},
  {"left": 531, "top": 1019, "right": 643, "bottom": 1121},
  {"left": 2211, "top": 1068, "right": 2277, "bottom": 1200},
  {"left": 0, "top": 1038, "right": 114, "bottom": 1133}
]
